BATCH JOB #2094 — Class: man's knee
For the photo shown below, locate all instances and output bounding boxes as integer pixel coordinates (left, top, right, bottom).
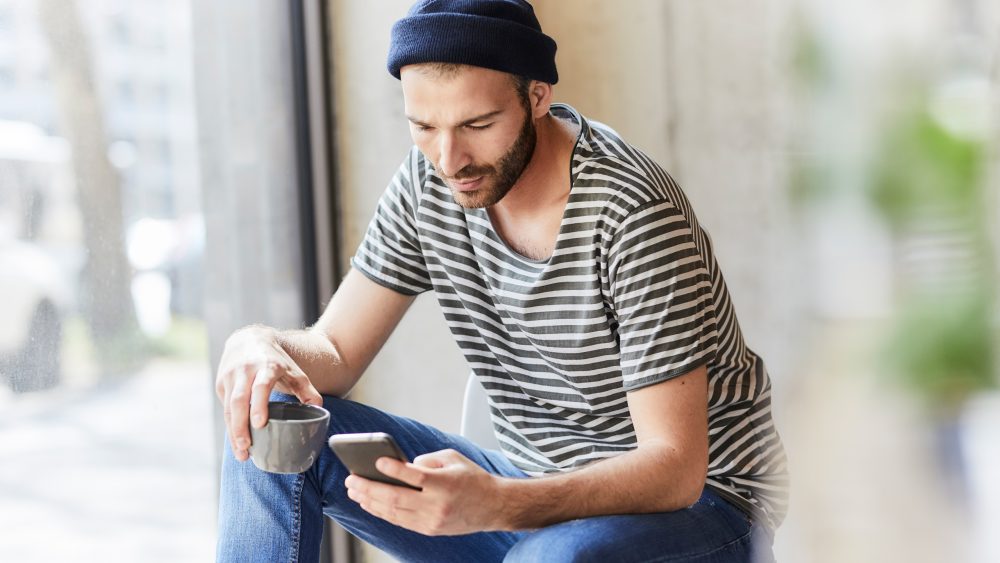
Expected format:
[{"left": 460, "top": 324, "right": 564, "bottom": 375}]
[{"left": 503, "top": 521, "right": 609, "bottom": 563}]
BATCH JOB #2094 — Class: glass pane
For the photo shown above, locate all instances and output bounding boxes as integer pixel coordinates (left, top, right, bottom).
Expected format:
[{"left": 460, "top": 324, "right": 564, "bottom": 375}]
[{"left": 0, "top": 0, "right": 214, "bottom": 560}]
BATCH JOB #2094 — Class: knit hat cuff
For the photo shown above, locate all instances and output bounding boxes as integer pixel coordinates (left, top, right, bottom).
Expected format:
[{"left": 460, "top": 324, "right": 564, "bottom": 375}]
[{"left": 387, "top": 13, "right": 558, "bottom": 84}]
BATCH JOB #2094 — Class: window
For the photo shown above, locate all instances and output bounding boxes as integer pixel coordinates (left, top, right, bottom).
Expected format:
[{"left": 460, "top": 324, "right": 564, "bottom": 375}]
[
  {"left": 0, "top": 0, "right": 214, "bottom": 560},
  {"left": 0, "top": 0, "right": 339, "bottom": 559}
]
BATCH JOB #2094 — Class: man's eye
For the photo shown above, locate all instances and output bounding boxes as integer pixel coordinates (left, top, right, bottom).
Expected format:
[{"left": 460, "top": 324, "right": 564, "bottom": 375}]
[
  {"left": 466, "top": 123, "right": 493, "bottom": 131},
  {"left": 416, "top": 125, "right": 434, "bottom": 132}
]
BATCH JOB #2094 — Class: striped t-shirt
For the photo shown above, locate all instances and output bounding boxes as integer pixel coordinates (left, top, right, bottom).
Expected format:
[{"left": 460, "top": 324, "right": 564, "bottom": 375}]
[{"left": 352, "top": 104, "right": 789, "bottom": 530}]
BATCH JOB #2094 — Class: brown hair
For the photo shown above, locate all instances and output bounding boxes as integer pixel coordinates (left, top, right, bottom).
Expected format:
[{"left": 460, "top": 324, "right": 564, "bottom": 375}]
[{"left": 415, "top": 63, "right": 532, "bottom": 110}]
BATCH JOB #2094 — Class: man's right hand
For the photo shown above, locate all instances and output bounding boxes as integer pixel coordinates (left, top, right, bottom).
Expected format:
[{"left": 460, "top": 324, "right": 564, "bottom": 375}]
[{"left": 215, "top": 325, "right": 324, "bottom": 461}]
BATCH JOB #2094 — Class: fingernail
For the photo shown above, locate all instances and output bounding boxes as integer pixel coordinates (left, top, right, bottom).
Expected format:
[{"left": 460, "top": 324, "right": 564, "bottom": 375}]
[{"left": 237, "top": 437, "right": 250, "bottom": 448}]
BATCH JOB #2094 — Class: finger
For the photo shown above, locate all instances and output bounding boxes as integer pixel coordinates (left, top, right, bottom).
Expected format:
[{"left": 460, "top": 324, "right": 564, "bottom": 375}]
[
  {"left": 249, "top": 366, "right": 276, "bottom": 429},
  {"left": 366, "top": 495, "right": 419, "bottom": 527},
  {"left": 222, "top": 375, "right": 235, "bottom": 450},
  {"left": 351, "top": 492, "right": 389, "bottom": 522},
  {"left": 223, "top": 408, "right": 233, "bottom": 457},
  {"left": 223, "top": 407, "right": 231, "bottom": 433},
  {"left": 377, "top": 457, "right": 430, "bottom": 489},
  {"left": 228, "top": 369, "right": 253, "bottom": 460},
  {"left": 347, "top": 483, "right": 418, "bottom": 527},
  {"left": 285, "top": 368, "right": 323, "bottom": 406},
  {"left": 348, "top": 473, "right": 424, "bottom": 511},
  {"left": 353, "top": 486, "right": 436, "bottom": 535}
]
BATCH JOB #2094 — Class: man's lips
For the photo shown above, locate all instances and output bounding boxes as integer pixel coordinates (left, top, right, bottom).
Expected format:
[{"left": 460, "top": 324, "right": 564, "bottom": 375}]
[{"left": 449, "top": 176, "right": 484, "bottom": 192}]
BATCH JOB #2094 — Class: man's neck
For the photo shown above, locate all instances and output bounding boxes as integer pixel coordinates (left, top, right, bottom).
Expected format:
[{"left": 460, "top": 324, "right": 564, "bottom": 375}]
[
  {"left": 492, "top": 112, "right": 579, "bottom": 216},
  {"left": 486, "top": 110, "right": 580, "bottom": 260}
]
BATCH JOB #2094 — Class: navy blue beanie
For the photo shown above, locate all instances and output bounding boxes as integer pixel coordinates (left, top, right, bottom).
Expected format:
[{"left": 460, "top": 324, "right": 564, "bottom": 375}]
[{"left": 387, "top": 0, "right": 558, "bottom": 84}]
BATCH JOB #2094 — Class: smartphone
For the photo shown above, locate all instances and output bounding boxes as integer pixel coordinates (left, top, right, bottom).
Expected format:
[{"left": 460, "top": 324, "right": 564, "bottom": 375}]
[{"left": 328, "top": 432, "right": 420, "bottom": 490}]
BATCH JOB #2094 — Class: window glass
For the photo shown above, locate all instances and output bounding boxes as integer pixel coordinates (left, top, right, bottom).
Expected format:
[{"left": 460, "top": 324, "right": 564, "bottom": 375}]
[{"left": 0, "top": 0, "right": 214, "bottom": 560}]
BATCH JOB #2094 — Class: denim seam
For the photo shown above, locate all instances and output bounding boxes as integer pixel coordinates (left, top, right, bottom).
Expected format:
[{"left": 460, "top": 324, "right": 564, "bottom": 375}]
[
  {"left": 289, "top": 474, "right": 305, "bottom": 563},
  {"left": 645, "top": 529, "right": 754, "bottom": 562}
]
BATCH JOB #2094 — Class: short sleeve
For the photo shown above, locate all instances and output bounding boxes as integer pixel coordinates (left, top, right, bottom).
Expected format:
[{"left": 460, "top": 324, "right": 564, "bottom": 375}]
[
  {"left": 608, "top": 201, "right": 718, "bottom": 391},
  {"left": 351, "top": 150, "right": 433, "bottom": 295}
]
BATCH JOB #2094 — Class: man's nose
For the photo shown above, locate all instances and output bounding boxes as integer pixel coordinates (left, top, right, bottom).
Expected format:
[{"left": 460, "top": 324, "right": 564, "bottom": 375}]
[{"left": 437, "top": 133, "right": 471, "bottom": 178}]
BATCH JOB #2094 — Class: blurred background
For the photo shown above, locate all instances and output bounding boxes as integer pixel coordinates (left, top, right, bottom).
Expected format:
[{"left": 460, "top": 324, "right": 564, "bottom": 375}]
[{"left": 0, "top": 0, "right": 997, "bottom": 562}]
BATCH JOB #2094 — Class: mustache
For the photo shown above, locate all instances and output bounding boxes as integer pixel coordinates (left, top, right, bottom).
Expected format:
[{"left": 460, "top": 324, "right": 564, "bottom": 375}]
[{"left": 443, "top": 164, "right": 495, "bottom": 181}]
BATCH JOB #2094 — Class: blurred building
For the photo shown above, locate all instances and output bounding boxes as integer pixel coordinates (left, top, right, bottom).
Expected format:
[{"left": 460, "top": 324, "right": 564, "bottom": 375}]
[{"left": 0, "top": 0, "right": 203, "bottom": 317}]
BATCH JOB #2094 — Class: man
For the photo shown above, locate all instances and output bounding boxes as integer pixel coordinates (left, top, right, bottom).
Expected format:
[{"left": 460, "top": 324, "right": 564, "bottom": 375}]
[{"left": 215, "top": 1, "right": 788, "bottom": 561}]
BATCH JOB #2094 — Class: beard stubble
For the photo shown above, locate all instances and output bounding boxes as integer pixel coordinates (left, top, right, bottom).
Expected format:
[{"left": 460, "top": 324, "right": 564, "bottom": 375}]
[{"left": 443, "top": 108, "right": 537, "bottom": 209}]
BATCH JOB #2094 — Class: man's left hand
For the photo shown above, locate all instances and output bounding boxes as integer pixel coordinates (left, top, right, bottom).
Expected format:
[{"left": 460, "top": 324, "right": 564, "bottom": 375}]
[{"left": 344, "top": 448, "right": 506, "bottom": 536}]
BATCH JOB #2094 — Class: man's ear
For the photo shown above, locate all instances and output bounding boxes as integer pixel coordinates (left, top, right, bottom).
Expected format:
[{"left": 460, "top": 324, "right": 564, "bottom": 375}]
[{"left": 529, "top": 81, "right": 553, "bottom": 119}]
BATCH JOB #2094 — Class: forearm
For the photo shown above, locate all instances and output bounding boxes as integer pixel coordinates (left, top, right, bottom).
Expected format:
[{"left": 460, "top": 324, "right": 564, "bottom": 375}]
[{"left": 495, "top": 441, "right": 706, "bottom": 530}]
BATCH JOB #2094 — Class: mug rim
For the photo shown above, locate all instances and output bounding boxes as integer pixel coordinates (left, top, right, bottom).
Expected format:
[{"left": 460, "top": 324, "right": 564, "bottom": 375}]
[{"left": 265, "top": 401, "right": 330, "bottom": 424}]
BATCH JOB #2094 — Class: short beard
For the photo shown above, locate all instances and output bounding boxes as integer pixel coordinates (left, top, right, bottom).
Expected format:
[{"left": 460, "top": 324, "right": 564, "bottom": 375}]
[{"left": 445, "top": 109, "right": 536, "bottom": 209}]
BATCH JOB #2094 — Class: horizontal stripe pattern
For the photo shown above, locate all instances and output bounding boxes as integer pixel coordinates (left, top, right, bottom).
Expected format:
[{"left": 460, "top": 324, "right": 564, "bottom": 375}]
[{"left": 352, "top": 104, "right": 788, "bottom": 531}]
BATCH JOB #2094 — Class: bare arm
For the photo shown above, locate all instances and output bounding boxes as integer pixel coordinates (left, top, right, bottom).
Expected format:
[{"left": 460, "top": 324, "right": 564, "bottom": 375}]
[
  {"left": 284, "top": 268, "right": 417, "bottom": 396},
  {"left": 495, "top": 365, "right": 709, "bottom": 528},
  {"left": 347, "top": 364, "right": 710, "bottom": 535},
  {"left": 216, "top": 268, "right": 415, "bottom": 461}
]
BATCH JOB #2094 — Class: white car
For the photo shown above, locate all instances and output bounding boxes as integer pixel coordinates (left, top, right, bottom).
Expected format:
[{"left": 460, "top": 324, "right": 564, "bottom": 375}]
[{"left": 0, "top": 237, "right": 72, "bottom": 392}]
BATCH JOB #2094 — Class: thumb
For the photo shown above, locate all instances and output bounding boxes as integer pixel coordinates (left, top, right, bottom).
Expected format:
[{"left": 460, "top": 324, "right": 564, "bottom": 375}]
[{"left": 413, "top": 450, "right": 453, "bottom": 469}]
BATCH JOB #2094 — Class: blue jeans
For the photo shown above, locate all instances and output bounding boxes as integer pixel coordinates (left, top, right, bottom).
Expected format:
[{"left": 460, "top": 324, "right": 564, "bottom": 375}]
[{"left": 217, "top": 393, "right": 775, "bottom": 562}]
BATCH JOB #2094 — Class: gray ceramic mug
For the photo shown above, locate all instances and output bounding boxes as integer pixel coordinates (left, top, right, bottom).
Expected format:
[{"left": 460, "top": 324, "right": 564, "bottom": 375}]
[{"left": 249, "top": 401, "right": 331, "bottom": 474}]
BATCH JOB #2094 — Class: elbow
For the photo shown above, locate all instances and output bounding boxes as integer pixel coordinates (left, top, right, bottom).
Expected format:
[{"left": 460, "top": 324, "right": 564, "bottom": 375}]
[
  {"left": 654, "top": 466, "right": 704, "bottom": 511},
  {"left": 676, "top": 473, "right": 707, "bottom": 509},
  {"left": 676, "top": 449, "right": 709, "bottom": 508},
  {"left": 647, "top": 444, "right": 708, "bottom": 511}
]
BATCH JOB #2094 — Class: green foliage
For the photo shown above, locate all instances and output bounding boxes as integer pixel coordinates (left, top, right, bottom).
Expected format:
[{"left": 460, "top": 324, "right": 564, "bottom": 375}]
[
  {"left": 788, "top": 158, "right": 836, "bottom": 206},
  {"left": 64, "top": 314, "right": 208, "bottom": 379},
  {"left": 869, "top": 98, "right": 996, "bottom": 412},
  {"left": 95, "top": 327, "right": 152, "bottom": 377},
  {"left": 146, "top": 316, "right": 208, "bottom": 360},
  {"left": 886, "top": 294, "right": 997, "bottom": 413},
  {"left": 870, "top": 109, "right": 984, "bottom": 229},
  {"left": 789, "top": 13, "right": 829, "bottom": 91}
]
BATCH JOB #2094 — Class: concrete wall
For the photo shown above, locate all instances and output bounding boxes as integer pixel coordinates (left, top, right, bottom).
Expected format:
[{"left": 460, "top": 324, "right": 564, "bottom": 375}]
[{"left": 533, "top": 0, "right": 802, "bottom": 394}]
